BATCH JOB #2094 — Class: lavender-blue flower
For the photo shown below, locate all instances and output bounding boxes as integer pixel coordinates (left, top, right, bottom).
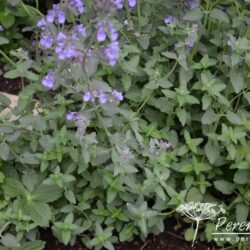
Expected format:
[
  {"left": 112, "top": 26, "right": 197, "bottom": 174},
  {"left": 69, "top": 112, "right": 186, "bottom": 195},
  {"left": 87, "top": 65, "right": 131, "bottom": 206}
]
[{"left": 42, "top": 69, "right": 54, "bottom": 88}]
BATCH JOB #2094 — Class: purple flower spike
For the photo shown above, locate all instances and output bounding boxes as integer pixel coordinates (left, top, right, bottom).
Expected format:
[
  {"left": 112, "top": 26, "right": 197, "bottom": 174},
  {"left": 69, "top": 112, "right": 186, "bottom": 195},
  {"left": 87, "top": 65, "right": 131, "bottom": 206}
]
[
  {"left": 83, "top": 92, "right": 92, "bottom": 102},
  {"left": 37, "top": 18, "right": 47, "bottom": 28},
  {"left": 104, "top": 42, "right": 119, "bottom": 66},
  {"left": 46, "top": 10, "right": 55, "bottom": 23},
  {"left": 98, "top": 89, "right": 107, "bottom": 104},
  {"left": 42, "top": 69, "right": 54, "bottom": 88},
  {"left": 67, "top": 112, "right": 76, "bottom": 121},
  {"left": 111, "top": 90, "right": 123, "bottom": 101},
  {"left": 0, "top": 25, "right": 3, "bottom": 32},
  {"left": 97, "top": 27, "right": 106, "bottom": 42},
  {"left": 69, "top": 0, "right": 85, "bottom": 14},
  {"left": 77, "top": 24, "right": 86, "bottom": 37},
  {"left": 109, "top": 23, "right": 118, "bottom": 41},
  {"left": 58, "top": 11, "right": 66, "bottom": 24},
  {"left": 164, "top": 16, "right": 174, "bottom": 24},
  {"left": 187, "top": 0, "right": 199, "bottom": 9},
  {"left": 159, "top": 140, "right": 171, "bottom": 150},
  {"left": 56, "top": 32, "right": 67, "bottom": 42},
  {"left": 186, "top": 39, "right": 195, "bottom": 48},
  {"left": 128, "top": 0, "right": 137, "bottom": 8},
  {"left": 40, "top": 34, "right": 54, "bottom": 48},
  {"left": 114, "top": 0, "right": 123, "bottom": 9}
]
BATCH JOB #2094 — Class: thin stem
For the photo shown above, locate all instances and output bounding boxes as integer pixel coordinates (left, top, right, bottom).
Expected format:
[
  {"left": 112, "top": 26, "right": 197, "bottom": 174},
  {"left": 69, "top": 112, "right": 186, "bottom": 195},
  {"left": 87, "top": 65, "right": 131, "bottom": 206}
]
[
  {"left": 192, "top": 219, "right": 200, "bottom": 247},
  {"left": 189, "top": 0, "right": 210, "bottom": 63},
  {"left": 124, "top": 1, "right": 132, "bottom": 27},
  {"left": 158, "top": 208, "right": 176, "bottom": 216},
  {"left": 0, "top": 50, "right": 16, "bottom": 67},
  {"left": 20, "top": 1, "right": 43, "bottom": 18},
  {"left": 137, "top": 0, "right": 142, "bottom": 32},
  {"left": 35, "top": 0, "right": 39, "bottom": 10}
]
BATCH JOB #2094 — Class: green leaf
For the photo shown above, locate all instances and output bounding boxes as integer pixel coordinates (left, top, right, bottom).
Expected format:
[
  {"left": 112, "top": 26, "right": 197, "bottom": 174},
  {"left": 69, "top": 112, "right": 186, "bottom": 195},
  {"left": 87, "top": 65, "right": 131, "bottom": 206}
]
[
  {"left": 201, "top": 109, "right": 219, "bottom": 124},
  {"left": 0, "top": 36, "right": 9, "bottom": 45},
  {"left": 205, "top": 141, "right": 219, "bottom": 164},
  {"left": 179, "top": 68, "right": 193, "bottom": 87},
  {"left": 226, "top": 111, "right": 242, "bottom": 125},
  {"left": 138, "top": 34, "right": 150, "bottom": 50},
  {"left": 205, "top": 223, "right": 216, "bottom": 242},
  {"left": 161, "top": 51, "right": 177, "bottom": 59},
  {"left": 62, "top": 230, "right": 71, "bottom": 245},
  {"left": 21, "top": 200, "right": 51, "bottom": 226},
  {"left": 234, "top": 170, "right": 250, "bottom": 185},
  {"left": 210, "top": 8, "right": 230, "bottom": 23},
  {"left": 243, "top": 92, "right": 250, "bottom": 104},
  {"left": 184, "top": 227, "right": 195, "bottom": 241},
  {"left": 21, "top": 241, "right": 45, "bottom": 250},
  {"left": 186, "top": 187, "right": 203, "bottom": 202},
  {"left": 33, "top": 185, "right": 62, "bottom": 203},
  {"left": 236, "top": 203, "right": 249, "bottom": 223},
  {"left": 20, "top": 152, "right": 40, "bottom": 165},
  {"left": 214, "top": 180, "right": 234, "bottom": 195},
  {"left": 0, "top": 143, "right": 10, "bottom": 161},
  {"left": 183, "top": 8, "right": 203, "bottom": 21},
  {"left": 230, "top": 71, "right": 244, "bottom": 94},
  {"left": 0, "top": 13, "right": 15, "bottom": 28},
  {"left": 176, "top": 108, "right": 187, "bottom": 126},
  {"left": 122, "top": 55, "right": 140, "bottom": 74},
  {"left": 65, "top": 190, "right": 76, "bottom": 204},
  {"left": 0, "top": 233, "right": 20, "bottom": 248},
  {"left": 3, "top": 178, "right": 27, "bottom": 197},
  {"left": 4, "top": 69, "right": 20, "bottom": 79},
  {"left": 0, "top": 93, "right": 11, "bottom": 107}
]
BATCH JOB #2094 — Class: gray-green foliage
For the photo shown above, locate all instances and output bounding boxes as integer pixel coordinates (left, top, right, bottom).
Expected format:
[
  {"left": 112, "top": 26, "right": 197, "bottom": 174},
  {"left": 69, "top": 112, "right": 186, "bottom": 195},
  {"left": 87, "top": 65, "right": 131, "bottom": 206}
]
[{"left": 0, "top": 0, "right": 250, "bottom": 249}]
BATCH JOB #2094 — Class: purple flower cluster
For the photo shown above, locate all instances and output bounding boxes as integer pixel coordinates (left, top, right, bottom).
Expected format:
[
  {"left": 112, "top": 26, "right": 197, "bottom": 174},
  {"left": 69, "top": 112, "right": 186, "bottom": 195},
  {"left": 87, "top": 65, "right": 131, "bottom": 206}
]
[
  {"left": 186, "top": 24, "right": 198, "bottom": 48},
  {"left": 55, "top": 32, "right": 82, "bottom": 61},
  {"left": 96, "top": 19, "right": 120, "bottom": 65},
  {"left": 164, "top": 16, "right": 174, "bottom": 25},
  {"left": 67, "top": 111, "right": 80, "bottom": 121},
  {"left": 150, "top": 139, "right": 172, "bottom": 156},
  {"left": 96, "top": 20, "right": 118, "bottom": 42},
  {"left": 46, "top": 4, "right": 65, "bottom": 24},
  {"left": 67, "top": 112, "right": 89, "bottom": 142},
  {"left": 42, "top": 69, "right": 54, "bottom": 88},
  {"left": 158, "top": 140, "right": 171, "bottom": 150},
  {"left": 113, "top": 0, "right": 123, "bottom": 9},
  {"left": 69, "top": 0, "right": 85, "bottom": 14},
  {"left": 40, "top": 33, "right": 54, "bottom": 48},
  {"left": 0, "top": 25, "right": 3, "bottom": 32},
  {"left": 104, "top": 42, "right": 119, "bottom": 66},
  {"left": 37, "top": 17, "right": 54, "bottom": 48},
  {"left": 187, "top": 0, "right": 199, "bottom": 9},
  {"left": 128, "top": 0, "right": 137, "bottom": 8},
  {"left": 120, "top": 148, "right": 133, "bottom": 165},
  {"left": 83, "top": 89, "right": 123, "bottom": 104}
]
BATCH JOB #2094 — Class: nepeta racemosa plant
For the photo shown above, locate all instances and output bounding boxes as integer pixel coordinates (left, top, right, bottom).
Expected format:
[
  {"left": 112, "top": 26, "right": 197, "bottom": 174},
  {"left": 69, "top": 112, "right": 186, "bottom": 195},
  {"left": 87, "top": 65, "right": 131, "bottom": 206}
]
[{"left": 38, "top": 0, "right": 128, "bottom": 143}]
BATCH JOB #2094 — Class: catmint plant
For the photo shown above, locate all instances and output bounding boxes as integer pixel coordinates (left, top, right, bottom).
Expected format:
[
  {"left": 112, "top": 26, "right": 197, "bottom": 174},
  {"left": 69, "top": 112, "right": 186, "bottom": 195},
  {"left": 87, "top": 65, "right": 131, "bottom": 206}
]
[{"left": 1, "top": 0, "right": 249, "bottom": 249}]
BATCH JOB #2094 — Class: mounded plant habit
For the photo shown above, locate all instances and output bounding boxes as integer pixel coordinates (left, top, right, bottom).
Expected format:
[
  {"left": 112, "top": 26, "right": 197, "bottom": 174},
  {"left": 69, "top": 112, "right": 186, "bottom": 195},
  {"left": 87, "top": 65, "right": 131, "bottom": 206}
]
[{"left": 0, "top": 0, "right": 250, "bottom": 249}]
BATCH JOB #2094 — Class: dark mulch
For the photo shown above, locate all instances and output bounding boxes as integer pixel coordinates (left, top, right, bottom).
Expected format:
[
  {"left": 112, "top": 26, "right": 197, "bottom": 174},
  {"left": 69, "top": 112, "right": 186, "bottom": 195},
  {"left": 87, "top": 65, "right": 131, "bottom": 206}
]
[
  {"left": 40, "top": 218, "right": 217, "bottom": 250},
  {"left": 0, "top": 64, "right": 24, "bottom": 95}
]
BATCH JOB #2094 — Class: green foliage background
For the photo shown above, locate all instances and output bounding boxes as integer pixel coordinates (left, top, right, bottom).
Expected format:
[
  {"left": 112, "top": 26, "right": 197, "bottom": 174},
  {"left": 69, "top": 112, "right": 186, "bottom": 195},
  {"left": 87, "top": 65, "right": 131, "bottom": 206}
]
[{"left": 0, "top": 0, "right": 250, "bottom": 249}]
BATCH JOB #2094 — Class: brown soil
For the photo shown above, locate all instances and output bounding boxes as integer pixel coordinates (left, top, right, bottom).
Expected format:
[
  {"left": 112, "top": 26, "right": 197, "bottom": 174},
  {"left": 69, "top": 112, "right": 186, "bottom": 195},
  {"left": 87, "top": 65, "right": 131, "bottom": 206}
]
[{"left": 40, "top": 219, "right": 217, "bottom": 250}]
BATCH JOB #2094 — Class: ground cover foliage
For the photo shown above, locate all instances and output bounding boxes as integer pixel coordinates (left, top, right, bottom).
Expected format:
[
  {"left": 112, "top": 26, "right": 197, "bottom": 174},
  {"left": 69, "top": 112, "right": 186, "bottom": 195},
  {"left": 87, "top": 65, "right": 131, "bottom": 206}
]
[{"left": 0, "top": 0, "right": 250, "bottom": 249}]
